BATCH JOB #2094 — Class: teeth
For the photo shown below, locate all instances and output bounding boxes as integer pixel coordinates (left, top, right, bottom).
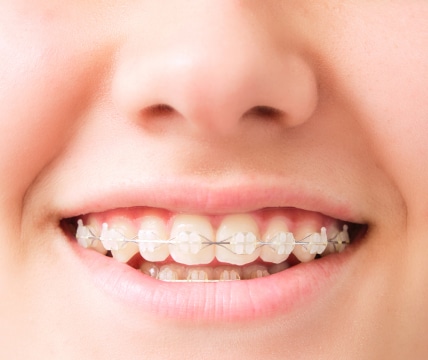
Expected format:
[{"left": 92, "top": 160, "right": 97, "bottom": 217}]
[
  {"left": 170, "top": 215, "right": 215, "bottom": 265},
  {"left": 75, "top": 212, "right": 352, "bottom": 280},
  {"left": 214, "top": 266, "right": 242, "bottom": 281},
  {"left": 261, "top": 217, "right": 295, "bottom": 264},
  {"left": 138, "top": 216, "right": 170, "bottom": 262},
  {"left": 140, "top": 262, "right": 160, "bottom": 279},
  {"left": 75, "top": 220, "right": 107, "bottom": 255},
  {"left": 186, "top": 267, "right": 213, "bottom": 281},
  {"left": 100, "top": 223, "right": 126, "bottom": 251},
  {"left": 242, "top": 264, "right": 269, "bottom": 280},
  {"left": 216, "top": 214, "right": 261, "bottom": 265},
  {"left": 292, "top": 224, "right": 318, "bottom": 263},
  {"left": 335, "top": 225, "right": 350, "bottom": 253},
  {"left": 321, "top": 224, "right": 340, "bottom": 256},
  {"left": 111, "top": 241, "right": 140, "bottom": 262},
  {"left": 110, "top": 218, "right": 139, "bottom": 263},
  {"left": 304, "top": 227, "right": 328, "bottom": 255},
  {"left": 76, "top": 219, "right": 93, "bottom": 248},
  {"left": 158, "top": 264, "right": 184, "bottom": 281},
  {"left": 142, "top": 263, "right": 274, "bottom": 281}
]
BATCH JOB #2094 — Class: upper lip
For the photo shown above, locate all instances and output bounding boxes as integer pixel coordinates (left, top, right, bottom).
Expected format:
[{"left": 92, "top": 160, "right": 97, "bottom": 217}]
[{"left": 58, "top": 176, "right": 363, "bottom": 224}]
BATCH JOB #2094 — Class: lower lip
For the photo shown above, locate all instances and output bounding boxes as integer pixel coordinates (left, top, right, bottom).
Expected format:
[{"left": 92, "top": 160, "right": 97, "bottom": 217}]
[{"left": 71, "top": 239, "right": 353, "bottom": 322}]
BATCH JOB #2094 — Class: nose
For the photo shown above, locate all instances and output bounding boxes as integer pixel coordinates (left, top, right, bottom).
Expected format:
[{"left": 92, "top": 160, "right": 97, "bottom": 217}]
[{"left": 112, "top": 1, "right": 319, "bottom": 136}]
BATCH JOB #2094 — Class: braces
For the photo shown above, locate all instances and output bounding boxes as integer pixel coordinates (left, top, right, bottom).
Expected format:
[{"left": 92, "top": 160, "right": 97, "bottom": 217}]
[{"left": 76, "top": 219, "right": 350, "bottom": 255}]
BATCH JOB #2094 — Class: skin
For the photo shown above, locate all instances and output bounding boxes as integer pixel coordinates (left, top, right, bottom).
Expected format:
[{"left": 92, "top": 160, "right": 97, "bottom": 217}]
[{"left": 0, "top": 0, "right": 427, "bottom": 359}]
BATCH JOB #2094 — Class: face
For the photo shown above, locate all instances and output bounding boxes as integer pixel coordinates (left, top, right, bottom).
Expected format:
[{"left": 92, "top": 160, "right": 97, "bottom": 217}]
[{"left": 1, "top": 1, "right": 427, "bottom": 358}]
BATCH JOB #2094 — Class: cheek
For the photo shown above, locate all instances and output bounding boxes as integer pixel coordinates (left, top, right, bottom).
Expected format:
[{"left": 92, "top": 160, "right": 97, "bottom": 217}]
[
  {"left": 328, "top": 6, "right": 428, "bottom": 216},
  {"left": 0, "top": 7, "right": 109, "bottom": 207},
  {"left": 0, "top": 48, "right": 82, "bottom": 206},
  {"left": 355, "top": 52, "right": 428, "bottom": 216}
]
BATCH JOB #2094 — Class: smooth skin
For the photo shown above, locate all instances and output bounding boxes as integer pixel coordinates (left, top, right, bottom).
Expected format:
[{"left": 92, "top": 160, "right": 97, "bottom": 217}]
[{"left": 0, "top": 1, "right": 427, "bottom": 359}]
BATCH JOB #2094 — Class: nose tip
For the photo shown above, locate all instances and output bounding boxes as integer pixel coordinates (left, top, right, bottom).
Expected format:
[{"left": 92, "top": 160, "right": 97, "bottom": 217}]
[{"left": 112, "top": 6, "right": 319, "bottom": 136}]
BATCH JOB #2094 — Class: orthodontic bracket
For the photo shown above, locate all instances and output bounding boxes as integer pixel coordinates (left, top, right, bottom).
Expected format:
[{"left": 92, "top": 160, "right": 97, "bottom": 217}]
[{"left": 76, "top": 220, "right": 350, "bottom": 255}]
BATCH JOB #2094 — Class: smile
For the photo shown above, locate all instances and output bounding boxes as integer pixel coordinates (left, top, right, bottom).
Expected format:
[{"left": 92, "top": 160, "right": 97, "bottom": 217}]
[
  {"left": 60, "top": 182, "right": 367, "bottom": 321},
  {"left": 70, "top": 208, "right": 354, "bottom": 282}
]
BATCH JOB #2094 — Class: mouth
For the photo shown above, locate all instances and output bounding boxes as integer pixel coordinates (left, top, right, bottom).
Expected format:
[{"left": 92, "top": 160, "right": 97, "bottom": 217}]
[
  {"left": 64, "top": 207, "right": 361, "bottom": 281},
  {"left": 61, "top": 197, "right": 366, "bottom": 321},
  {"left": 57, "top": 178, "right": 367, "bottom": 321}
]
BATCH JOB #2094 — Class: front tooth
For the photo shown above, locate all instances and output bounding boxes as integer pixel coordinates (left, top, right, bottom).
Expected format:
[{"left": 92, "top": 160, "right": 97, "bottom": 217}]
[
  {"left": 216, "top": 214, "right": 261, "bottom": 265},
  {"left": 158, "top": 264, "right": 185, "bottom": 281},
  {"left": 169, "top": 215, "right": 215, "bottom": 265},
  {"left": 138, "top": 216, "right": 170, "bottom": 262},
  {"left": 293, "top": 225, "right": 318, "bottom": 263},
  {"left": 186, "top": 267, "right": 213, "bottom": 281},
  {"left": 261, "top": 217, "right": 294, "bottom": 264},
  {"left": 242, "top": 264, "right": 269, "bottom": 280},
  {"left": 213, "top": 266, "right": 242, "bottom": 281},
  {"left": 110, "top": 218, "right": 140, "bottom": 263}
]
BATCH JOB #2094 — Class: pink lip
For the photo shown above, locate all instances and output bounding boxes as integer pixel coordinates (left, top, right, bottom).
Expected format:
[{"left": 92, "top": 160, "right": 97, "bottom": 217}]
[
  {"left": 60, "top": 177, "right": 360, "bottom": 222},
  {"left": 61, "top": 179, "right": 361, "bottom": 322}
]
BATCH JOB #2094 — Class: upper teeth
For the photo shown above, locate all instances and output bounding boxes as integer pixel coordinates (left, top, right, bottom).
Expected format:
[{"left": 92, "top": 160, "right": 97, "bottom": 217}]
[{"left": 75, "top": 213, "right": 350, "bottom": 266}]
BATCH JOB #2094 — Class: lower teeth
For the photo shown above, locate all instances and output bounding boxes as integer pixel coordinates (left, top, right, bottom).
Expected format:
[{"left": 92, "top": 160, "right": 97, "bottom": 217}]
[{"left": 140, "top": 261, "right": 290, "bottom": 282}]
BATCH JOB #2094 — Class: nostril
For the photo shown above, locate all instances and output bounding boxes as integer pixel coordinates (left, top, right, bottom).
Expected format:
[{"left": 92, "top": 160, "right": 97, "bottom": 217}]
[
  {"left": 141, "top": 104, "right": 176, "bottom": 118},
  {"left": 243, "top": 106, "right": 284, "bottom": 121}
]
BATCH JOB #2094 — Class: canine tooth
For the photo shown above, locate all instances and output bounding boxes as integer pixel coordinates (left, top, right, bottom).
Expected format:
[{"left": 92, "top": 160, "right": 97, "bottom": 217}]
[
  {"left": 276, "top": 232, "right": 295, "bottom": 254},
  {"left": 214, "top": 266, "right": 242, "bottom": 281},
  {"left": 186, "top": 267, "right": 213, "bottom": 281},
  {"left": 158, "top": 264, "right": 184, "bottom": 281},
  {"left": 140, "top": 262, "right": 160, "bottom": 278},
  {"left": 138, "top": 216, "right": 170, "bottom": 262},
  {"left": 304, "top": 228, "right": 328, "bottom": 255},
  {"left": 293, "top": 225, "right": 317, "bottom": 263},
  {"left": 242, "top": 264, "right": 269, "bottom": 280},
  {"left": 170, "top": 215, "right": 215, "bottom": 265},
  {"left": 261, "top": 217, "right": 294, "bottom": 264},
  {"left": 216, "top": 214, "right": 261, "bottom": 265},
  {"left": 99, "top": 223, "right": 127, "bottom": 251},
  {"left": 111, "top": 242, "right": 140, "bottom": 262},
  {"left": 109, "top": 218, "right": 139, "bottom": 263}
]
